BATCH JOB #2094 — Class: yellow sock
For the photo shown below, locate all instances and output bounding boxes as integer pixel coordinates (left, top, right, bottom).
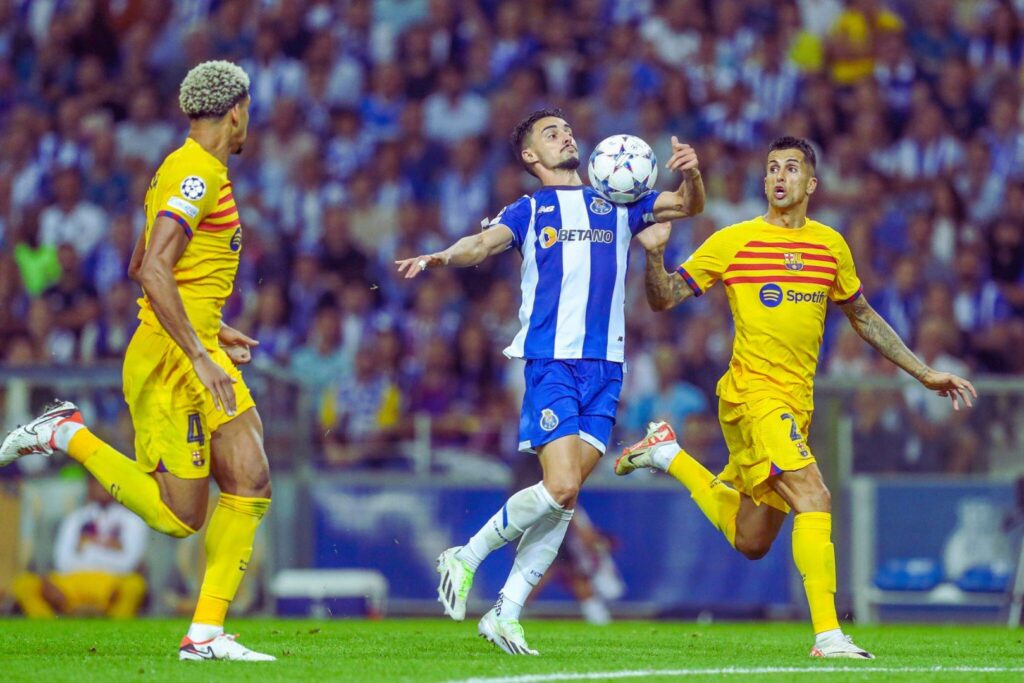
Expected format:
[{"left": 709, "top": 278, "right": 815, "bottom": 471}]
[
  {"left": 667, "top": 449, "right": 740, "bottom": 547},
  {"left": 792, "top": 512, "right": 840, "bottom": 634},
  {"left": 193, "top": 493, "right": 270, "bottom": 627},
  {"left": 67, "top": 429, "right": 196, "bottom": 538}
]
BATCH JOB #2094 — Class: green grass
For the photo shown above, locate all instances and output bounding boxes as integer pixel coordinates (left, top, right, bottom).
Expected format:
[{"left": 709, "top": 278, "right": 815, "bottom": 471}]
[{"left": 1, "top": 618, "right": 1022, "bottom": 682}]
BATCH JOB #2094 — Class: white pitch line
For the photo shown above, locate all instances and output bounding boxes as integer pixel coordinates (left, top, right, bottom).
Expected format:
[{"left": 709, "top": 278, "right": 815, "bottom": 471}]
[{"left": 449, "top": 666, "right": 1024, "bottom": 683}]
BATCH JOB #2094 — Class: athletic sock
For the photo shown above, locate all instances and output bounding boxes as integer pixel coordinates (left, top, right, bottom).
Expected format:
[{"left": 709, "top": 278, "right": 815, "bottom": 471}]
[
  {"left": 667, "top": 449, "right": 740, "bottom": 547},
  {"left": 192, "top": 493, "right": 270, "bottom": 628},
  {"left": 456, "top": 482, "right": 560, "bottom": 570},
  {"left": 66, "top": 429, "right": 196, "bottom": 538},
  {"left": 187, "top": 622, "right": 224, "bottom": 642},
  {"left": 793, "top": 512, "right": 841, "bottom": 635},
  {"left": 494, "top": 591, "right": 524, "bottom": 621},
  {"left": 815, "top": 627, "right": 844, "bottom": 646},
  {"left": 499, "top": 504, "right": 575, "bottom": 616}
]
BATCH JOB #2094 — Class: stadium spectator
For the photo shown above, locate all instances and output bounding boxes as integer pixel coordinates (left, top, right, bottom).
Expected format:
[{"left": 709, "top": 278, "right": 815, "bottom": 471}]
[
  {"left": 11, "top": 475, "right": 148, "bottom": 618},
  {"left": 0, "top": 0, "right": 1020, "bottom": 476}
]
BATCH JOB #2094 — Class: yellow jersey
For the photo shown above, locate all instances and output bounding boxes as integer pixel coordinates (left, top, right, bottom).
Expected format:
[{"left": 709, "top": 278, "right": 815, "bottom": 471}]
[
  {"left": 139, "top": 138, "right": 242, "bottom": 340},
  {"left": 677, "top": 216, "right": 862, "bottom": 410}
]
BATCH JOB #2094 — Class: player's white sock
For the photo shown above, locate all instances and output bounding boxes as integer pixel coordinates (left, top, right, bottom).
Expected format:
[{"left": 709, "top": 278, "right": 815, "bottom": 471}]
[
  {"left": 651, "top": 442, "right": 680, "bottom": 471},
  {"left": 456, "top": 482, "right": 561, "bottom": 570},
  {"left": 187, "top": 622, "right": 224, "bottom": 642},
  {"left": 499, "top": 505, "right": 575, "bottom": 612},
  {"left": 494, "top": 591, "right": 524, "bottom": 621},
  {"left": 53, "top": 421, "right": 85, "bottom": 452},
  {"left": 815, "top": 627, "right": 844, "bottom": 646}
]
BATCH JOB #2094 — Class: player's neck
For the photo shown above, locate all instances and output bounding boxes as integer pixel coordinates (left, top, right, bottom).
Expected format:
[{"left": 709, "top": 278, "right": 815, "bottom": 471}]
[
  {"left": 187, "top": 127, "right": 231, "bottom": 166},
  {"left": 763, "top": 205, "right": 808, "bottom": 229},
  {"left": 538, "top": 169, "right": 583, "bottom": 187}
]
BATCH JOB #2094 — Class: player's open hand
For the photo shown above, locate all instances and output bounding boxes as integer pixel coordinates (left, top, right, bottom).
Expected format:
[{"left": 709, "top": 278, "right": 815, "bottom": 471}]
[
  {"left": 635, "top": 222, "right": 671, "bottom": 252},
  {"left": 920, "top": 369, "right": 977, "bottom": 411},
  {"left": 395, "top": 253, "right": 445, "bottom": 279},
  {"left": 192, "top": 352, "right": 238, "bottom": 416},
  {"left": 665, "top": 136, "right": 699, "bottom": 173}
]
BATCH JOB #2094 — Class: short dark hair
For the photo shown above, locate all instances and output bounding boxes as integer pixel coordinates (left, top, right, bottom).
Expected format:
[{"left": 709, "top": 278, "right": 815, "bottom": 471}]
[
  {"left": 510, "top": 107, "right": 568, "bottom": 156},
  {"left": 767, "top": 136, "right": 817, "bottom": 170}
]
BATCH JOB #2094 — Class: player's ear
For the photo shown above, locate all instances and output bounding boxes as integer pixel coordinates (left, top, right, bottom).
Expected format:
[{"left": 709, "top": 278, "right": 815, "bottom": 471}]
[
  {"left": 521, "top": 147, "right": 537, "bottom": 165},
  {"left": 806, "top": 176, "right": 818, "bottom": 195}
]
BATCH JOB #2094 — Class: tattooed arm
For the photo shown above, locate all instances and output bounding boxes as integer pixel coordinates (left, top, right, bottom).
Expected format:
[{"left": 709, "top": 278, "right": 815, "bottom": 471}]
[
  {"left": 840, "top": 295, "right": 977, "bottom": 409},
  {"left": 644, "top": 243, "right": 695, "bottom": 312}
]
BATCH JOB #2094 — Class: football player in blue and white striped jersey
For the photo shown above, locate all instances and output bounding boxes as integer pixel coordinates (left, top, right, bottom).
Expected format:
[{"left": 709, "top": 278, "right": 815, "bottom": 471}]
[{"left": 396, "top": 107, "right": 704, "bottom": 655}]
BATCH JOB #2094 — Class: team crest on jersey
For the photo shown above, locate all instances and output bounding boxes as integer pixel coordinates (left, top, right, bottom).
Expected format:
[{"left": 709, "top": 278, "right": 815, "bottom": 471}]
[
  {"left": 784, "top": 252, "right": 804, "bottom": 271},
  {"left": 230, "top": 227, "right": 242, "bottom": 251},
  {"left": 180, "top": 176, "right": 206, "bottom": 200},
  {"left": 540, "top": 408, "right": 559, "bottom": 432},
  {"left": 540, "top": 227, "right": 559, "bottom": 249},
  {"left": 589, "top": 197, "right": 613, "bottom": 215}
]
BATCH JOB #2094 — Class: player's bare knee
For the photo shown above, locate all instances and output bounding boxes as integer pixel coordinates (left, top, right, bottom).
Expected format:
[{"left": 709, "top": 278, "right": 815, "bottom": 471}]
[
  {"left": 173, "top": 504, "right": 207, "bottom": 533},
  {"left": 735, "top": 533, "right": 772, "bottom": 560},
  {"left": 545, "top": 479, "right": 580, "bottom": 508}
]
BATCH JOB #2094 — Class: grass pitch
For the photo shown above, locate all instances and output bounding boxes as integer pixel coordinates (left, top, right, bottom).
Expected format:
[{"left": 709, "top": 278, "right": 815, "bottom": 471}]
[{"left": 2, "top": 618, "right": 1022, "bottom": 682}]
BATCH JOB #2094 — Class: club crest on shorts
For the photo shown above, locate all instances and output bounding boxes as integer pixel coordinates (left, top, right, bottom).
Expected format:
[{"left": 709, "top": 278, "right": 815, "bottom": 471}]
[
  {"left": 192, "top": 450, "right": 205, "bottom": 468},
  {"left": 540, "top": 408, "right": 559, "bottom": 432},
  {"left": 589, "top": 196, "right": 613, "bottom": 215}
]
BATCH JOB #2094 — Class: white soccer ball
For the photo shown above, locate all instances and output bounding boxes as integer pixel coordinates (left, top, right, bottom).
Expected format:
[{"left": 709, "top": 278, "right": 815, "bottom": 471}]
[{"left": 587, "top": 134, "right": 658, "bottom": 205}]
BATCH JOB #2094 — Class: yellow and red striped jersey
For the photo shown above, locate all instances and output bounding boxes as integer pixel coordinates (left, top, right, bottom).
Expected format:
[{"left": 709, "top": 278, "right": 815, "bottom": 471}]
[
  {"left": 677, "top": 216, "right": 862, "bottom": 409},
  {"left": 139, "top": 138, "right": 242, "bottom": 340}
]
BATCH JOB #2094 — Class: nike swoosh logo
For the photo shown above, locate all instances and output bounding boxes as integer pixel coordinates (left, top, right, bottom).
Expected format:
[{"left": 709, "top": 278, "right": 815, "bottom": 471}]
[{"left": 182, "top": 645, "right": 215, "bottom": 659}]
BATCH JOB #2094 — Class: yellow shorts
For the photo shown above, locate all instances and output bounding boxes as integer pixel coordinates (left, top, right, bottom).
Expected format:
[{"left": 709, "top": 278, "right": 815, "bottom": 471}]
[
  {"left": 47, "top": 571, "right": 146, "bottom": 613},
  {"left": 717, "top": 397, "right": 816, "bottom": 513},
  {"left": 123, "top": 321, "right": 255, "bottom": 479}
]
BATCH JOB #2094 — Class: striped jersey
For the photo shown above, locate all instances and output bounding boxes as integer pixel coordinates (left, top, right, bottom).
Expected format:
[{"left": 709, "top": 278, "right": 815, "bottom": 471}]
[
  {"left": 677, "top": 216, "right": 862, "bottom": 410},
  {"left": 494, "top": 185, "right": 660, "bottom": 363},
  {"left": 139, "top": 138, "right": 242, "bottom": 340}
]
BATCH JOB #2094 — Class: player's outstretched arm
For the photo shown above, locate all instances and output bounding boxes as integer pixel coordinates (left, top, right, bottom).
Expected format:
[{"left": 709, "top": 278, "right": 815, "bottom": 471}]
[
  {"left": 652, "top": 137, "right": 705, "bottom": 222},
  {"left": 638, "top": 223, "right": 694, "bottom": 312},
  {"left": 840, "top": 295, "right": 977, "bottom": 410},
  {"left": 395, "top": 225, "right": 514, "bottom": 279},
  {"left": 138, "top": 216, "right": 238, "bottom": 415}
]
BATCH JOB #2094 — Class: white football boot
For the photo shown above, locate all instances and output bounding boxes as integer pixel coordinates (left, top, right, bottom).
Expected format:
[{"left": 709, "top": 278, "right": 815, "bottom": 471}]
[
  {"left": 0, "top": 399, "right": 83, "bottom": 466},
  {"left": 436, "top": 546, "right": 475, "bottom": 621},
  {"left": 179, "top": 632, "right": 276, "bottom": 661},
  {"left": 810, "top": 634, "right": 875, "bottom": 659},
  {"left": 614, "top": 421, "right": 678, "bottom": 475},
  {"left": 478, "top": 607, "right": 538, "bottom": 656}
]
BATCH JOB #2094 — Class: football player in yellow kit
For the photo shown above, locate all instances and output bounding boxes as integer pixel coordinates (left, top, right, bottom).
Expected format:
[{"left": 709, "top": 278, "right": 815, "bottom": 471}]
[
  {"left": 616, "top": 137, "right": 976, "bottom": 659},
  {"left": 1, "top": 61, "right": 274, "bottom": 662}
]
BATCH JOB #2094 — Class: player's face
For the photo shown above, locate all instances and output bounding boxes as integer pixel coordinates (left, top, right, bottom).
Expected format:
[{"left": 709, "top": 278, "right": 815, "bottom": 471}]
[
  {"left": 524, "top": 117, "right": 579, "bottom": 172},
  {"left": 230, "top": 96, "right": 251, "bottom": 155},
  {"left": 764, "top": 148, "right": 817, "bottom": 209}
]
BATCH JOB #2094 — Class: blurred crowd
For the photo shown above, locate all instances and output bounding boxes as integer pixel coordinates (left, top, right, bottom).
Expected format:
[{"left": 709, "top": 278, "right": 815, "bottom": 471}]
[{"left": 1, "top": 0, "right": 1023, "bottom": 476}]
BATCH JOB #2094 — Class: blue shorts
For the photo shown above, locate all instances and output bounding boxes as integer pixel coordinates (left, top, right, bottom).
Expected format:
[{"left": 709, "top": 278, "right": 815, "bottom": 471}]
[{"left": 518, "top": 359, "right": 624, "bottom": 455}]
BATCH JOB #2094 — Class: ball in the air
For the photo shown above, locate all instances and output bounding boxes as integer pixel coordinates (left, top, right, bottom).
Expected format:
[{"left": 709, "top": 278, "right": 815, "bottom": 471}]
[{"left": 587, "top": 134, "right": 658, "bottom": 205}]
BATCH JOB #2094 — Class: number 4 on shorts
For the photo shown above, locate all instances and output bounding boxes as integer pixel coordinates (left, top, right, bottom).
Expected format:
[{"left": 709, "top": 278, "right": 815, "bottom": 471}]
[{"left": 187, "top": 413, "right": 206, "bottom": 446}]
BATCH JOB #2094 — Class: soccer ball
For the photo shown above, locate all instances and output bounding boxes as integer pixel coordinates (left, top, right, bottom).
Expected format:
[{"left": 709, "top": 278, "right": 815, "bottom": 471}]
[{"left": 587, "top": 134, "right": 658, "bottom": 205}]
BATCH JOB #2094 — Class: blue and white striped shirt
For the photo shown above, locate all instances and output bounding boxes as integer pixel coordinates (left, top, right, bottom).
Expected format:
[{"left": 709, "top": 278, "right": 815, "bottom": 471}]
[{"left": 491, "top": 186, "right": 660, "bottom": 363}]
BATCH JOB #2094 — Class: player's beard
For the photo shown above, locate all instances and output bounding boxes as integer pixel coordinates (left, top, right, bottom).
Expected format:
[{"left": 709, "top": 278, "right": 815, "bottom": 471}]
[{"left": 554, "top": 155, "right": 580, "bottom": 171}]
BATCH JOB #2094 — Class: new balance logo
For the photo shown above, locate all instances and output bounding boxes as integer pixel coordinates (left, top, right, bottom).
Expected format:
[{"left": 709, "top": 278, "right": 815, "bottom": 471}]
[{"left": 537, "top": 205, "right": 555, "bottom": 214}]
